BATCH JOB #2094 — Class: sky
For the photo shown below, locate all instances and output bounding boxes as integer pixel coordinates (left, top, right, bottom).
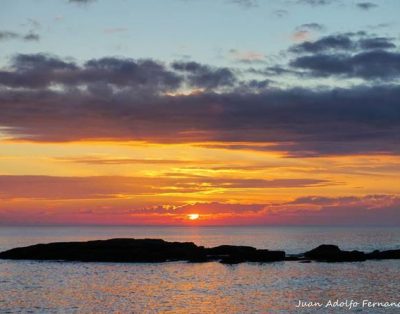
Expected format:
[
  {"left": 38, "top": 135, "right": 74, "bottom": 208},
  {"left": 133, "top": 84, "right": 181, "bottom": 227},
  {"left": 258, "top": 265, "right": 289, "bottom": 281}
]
[{"left": 0, "top": 0, "right": 399, "bottom": 225}]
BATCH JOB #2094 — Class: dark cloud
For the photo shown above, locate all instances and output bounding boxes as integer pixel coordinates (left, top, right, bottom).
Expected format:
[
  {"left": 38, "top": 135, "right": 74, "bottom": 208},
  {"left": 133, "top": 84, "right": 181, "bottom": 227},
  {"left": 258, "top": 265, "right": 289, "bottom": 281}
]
[
  {"left": 228, "top": 0, "right": 258, "bottom": 8},
  {"left": 14, "top": 54, "right": 75, "bottom": 70},
  {"left": 0, "top": 55, "right": 235, "bottom": 91},
  {"left": 172, "top": 61, "right": 236, "bottom": 89},
  {"left": 0, "top": 54, "right": 77, "bottom": 88},
  {"left": 178, "top": 0, "right": 258, "bottom": 9},
  {"left": 68, "top": 0, "right": 96, "bottom": 4},
  {"left": 295, "top": 23, "right": 325, "bottom": 32},
  {"left": 272, "top": 9, "right": 289, "bottom": 18},
  {"left": 0, "top": 31, "right": 19, "bottom": 41},
  {"left": 23, "top": 32, "right": 40, "bottom": 41},
  {"left": 356, "top": 2, "right": 378, "bottom": 10},
  {"left": 288, "top": 33, "right": 399, "bottom": 80},
  {"left": 290, "top": 34, "right": 356, "bottom": 53},
  {"left": 290, "top": 49, "right": 400, "bottom": 80},
  {"left": 0, "top": 53, "right": 400, "bottom": 157},
  {"left": 290, "top": 33, "right": 395, "bottom": 53},
  {"left": 250, "top": 66, "right": 302, "bottom": 77},
  {"left": 0, "top": 30, "right": 40, "bottom": 42},
  {"left": 368, "top": 23, "right": 391, "bottom": 30},
  {"left": 0, "top": 54, "right": 181, "bottom": 90},
  {"left": 296, "top": 0, "right": 338, "bottom": 6},
  {"left": 84, "top": 57, "right": 182, "bottom": 90},
  {"left": 239, "top": 79, "right": 271, "bottom": 90},
  {"left": 358, "top": 37, "right": 395, "bottom": 50}
]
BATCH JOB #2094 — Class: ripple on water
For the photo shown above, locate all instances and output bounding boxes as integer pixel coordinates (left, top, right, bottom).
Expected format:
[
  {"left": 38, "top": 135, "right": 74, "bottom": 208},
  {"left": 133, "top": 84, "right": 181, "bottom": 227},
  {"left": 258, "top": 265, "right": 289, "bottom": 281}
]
[{"left": 0, "top": 260, "right": 399, "bottom": 313}]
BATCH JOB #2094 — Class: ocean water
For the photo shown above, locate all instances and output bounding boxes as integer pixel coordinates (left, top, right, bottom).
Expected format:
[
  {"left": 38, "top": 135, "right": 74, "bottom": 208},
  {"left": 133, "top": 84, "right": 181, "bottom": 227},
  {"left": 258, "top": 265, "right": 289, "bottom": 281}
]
[{"left": 0, "top": 226, "right": 399, "bottom": 313}]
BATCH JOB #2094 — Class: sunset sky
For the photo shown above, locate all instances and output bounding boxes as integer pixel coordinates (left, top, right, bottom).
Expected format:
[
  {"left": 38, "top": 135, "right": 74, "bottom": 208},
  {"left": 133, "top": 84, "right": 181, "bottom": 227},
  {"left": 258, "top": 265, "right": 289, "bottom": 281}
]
[{"left": 0, "top": 0, "right": 399, "bottom": 225}]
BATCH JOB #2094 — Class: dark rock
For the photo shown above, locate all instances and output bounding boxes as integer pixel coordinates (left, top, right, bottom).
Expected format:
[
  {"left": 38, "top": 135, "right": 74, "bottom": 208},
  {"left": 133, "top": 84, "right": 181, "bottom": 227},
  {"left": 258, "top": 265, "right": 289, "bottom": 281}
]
[
  {"left": 284, "top": 255, "right": 302, "bottom": 261},
  {"left": 187, "top": 251, "right": 210, "bottom": 263},
  {"left": 206, "top": 245, "right": 257, "bottom": 256},
  {"left": 218, "top": 249, "right": 285, "bottom": 264},
  {"left": 219, "top": 256, "right": 246, "bottom": 264},
  {"left": 247, "top": 249, "right": 286, "bottom": 263},
  {"left": 304, "top": 244, "right": 366, "bottom": 262},
  {"left": 2, "top": 239, "right": 399, "bottom": 264},
  {"left": 0, "top": 238, "right": 205, "bottom": 263},
  {"left": 366, "top": 249, "right": 400, "bottom": 260},
  {"left": 0, "top": 238, "right": 285, "bottom": 264},
  {"left": 208, "top": 246, "right": 285, "bottom": 264}
]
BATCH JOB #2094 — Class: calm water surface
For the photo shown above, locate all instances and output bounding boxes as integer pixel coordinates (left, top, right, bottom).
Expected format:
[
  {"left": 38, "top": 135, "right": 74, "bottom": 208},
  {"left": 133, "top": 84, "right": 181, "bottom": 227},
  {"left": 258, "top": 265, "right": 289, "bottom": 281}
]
[{"left": 0, "top": 226, "right": 399, "bottom": 313}]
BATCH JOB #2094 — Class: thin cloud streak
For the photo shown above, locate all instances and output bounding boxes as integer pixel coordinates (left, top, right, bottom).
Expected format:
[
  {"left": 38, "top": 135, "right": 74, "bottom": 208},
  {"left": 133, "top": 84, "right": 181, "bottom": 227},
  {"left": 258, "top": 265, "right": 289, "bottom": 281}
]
[{"left": 0, "top": 175, "right": 331, "bottom": 200}]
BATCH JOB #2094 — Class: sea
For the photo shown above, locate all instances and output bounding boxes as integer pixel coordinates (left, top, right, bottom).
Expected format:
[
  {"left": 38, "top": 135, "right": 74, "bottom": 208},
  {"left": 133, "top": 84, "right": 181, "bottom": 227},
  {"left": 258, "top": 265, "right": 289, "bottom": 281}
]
[{"left": 0, "top": 226, "right": 399, "bottom": 313}]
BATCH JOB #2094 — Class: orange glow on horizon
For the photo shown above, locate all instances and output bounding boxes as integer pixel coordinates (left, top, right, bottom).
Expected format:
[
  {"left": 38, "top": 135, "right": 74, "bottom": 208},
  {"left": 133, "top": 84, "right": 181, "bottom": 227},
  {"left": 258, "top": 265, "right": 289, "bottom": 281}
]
[{"left": 0, "top": 139, "right": 399, "bottom": 225}]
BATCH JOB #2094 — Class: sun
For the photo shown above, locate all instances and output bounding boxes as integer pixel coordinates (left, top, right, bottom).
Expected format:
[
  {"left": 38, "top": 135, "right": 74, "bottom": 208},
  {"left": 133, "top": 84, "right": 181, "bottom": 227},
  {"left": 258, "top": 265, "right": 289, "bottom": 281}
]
[{"left": 187, "top": 213, "right": 200, "bottom": 220}]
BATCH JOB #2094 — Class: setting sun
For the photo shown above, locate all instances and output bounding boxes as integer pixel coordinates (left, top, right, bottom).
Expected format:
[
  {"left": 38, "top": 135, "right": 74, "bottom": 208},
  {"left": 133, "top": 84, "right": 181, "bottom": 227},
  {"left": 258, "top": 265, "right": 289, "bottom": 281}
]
[{"left": 187, "top": 213, "right": 200, "bottom": 220}]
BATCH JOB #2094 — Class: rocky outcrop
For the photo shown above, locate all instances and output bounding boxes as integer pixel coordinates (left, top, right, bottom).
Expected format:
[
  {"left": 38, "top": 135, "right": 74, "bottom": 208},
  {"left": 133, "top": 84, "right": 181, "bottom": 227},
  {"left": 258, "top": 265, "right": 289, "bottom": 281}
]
[
  {"left": 208, "top": 246, "right": 285, "bottom": 264},
  {"left": 0, "top": 239, "right": 399, "bottom": 264},
  {"left": 0, "top": 239, "right": 205, "bottom": 263},
  {"left": 303, "top": 244, "right": 366, "bottom": 262},
  {"left": 0, "top": 238, "right": 285, "bottom": 264},
  {"left": 366, "top": 249, "right": 400, "bottom": 260}
]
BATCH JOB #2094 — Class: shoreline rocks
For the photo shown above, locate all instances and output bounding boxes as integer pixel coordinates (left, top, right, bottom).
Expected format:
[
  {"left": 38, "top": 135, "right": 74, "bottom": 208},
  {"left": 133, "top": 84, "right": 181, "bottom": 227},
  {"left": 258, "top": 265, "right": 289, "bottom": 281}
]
[
  {"left": 303, "top": 245, "right": 366, "bottom": 262},
  {"left": 0, "top": 239, "right": 399, "bottom": 264}
]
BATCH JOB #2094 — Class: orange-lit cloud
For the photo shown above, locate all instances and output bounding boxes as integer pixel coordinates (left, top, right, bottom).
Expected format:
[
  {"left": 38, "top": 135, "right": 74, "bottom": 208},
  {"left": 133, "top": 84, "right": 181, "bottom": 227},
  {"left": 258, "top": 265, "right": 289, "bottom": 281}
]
[
  {"left": 228, "top": 49, "right": 266, "bottom": 63},
  {"left": 1, "top": 137, "right": 399, "bottom": 225},
  {"left": 1, "top": 195, "right": 399, "bottom": 226},
  {"left": 0, "top": 175, "right": 331, "bottom": 200},
  {"left": 292, "top": 30, "right": 312, "bottom": 42}
]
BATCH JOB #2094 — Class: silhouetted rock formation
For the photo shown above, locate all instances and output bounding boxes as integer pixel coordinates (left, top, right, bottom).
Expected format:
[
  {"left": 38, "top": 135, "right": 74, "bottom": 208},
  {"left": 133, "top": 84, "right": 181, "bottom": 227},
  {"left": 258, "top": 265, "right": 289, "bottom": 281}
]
[
  {"left": 209, "top": 246, "right": 285, "bottom": 264},
  {"left": 0, "top": 239, "right": 205, "bottom": 263},
  {"left": 0, "top": 240, "right": 399, "bottom": 264},
  {"left": 366, "top": 249, "right": 400, "bottom": 260},
  {"left": 207, "top": 245, "right": 256, "bottom": 256},
  {"left": 0, "top": 238, "right": 285, "bottom": 264},
  {"left": 303, "top": 244, "right": 366, "bottom": 262}
]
